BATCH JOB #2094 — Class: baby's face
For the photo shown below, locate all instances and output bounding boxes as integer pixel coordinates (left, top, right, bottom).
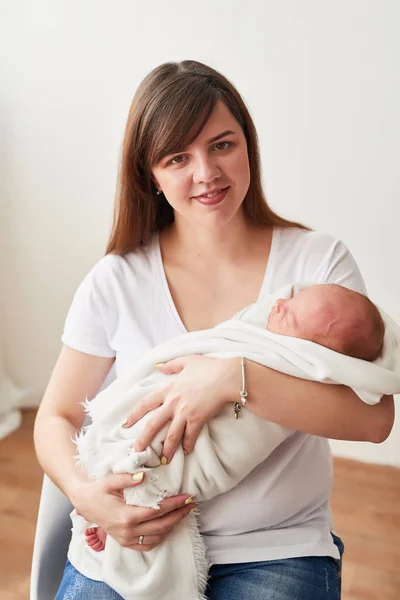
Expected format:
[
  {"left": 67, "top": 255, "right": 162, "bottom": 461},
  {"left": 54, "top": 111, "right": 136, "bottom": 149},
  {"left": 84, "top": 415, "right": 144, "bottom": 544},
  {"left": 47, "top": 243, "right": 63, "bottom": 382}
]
[{"left": 267, "top": 286, "right": 341, "bottom": 341}]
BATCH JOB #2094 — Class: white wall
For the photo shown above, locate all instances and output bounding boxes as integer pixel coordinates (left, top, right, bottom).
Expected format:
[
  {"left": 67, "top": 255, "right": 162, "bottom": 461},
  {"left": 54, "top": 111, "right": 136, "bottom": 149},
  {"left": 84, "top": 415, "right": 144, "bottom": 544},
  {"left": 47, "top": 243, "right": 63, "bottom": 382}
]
[{"left": 1, "top": 0, "right": 399, "bottom": 464}]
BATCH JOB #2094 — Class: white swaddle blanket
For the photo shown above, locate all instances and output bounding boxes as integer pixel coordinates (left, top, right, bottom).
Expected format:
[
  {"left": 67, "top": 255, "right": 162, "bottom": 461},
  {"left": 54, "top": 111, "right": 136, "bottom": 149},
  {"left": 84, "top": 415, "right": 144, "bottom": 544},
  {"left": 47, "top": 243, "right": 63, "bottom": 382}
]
[{"left": 69, "top": 282, "right": 400, "bottom": 600}]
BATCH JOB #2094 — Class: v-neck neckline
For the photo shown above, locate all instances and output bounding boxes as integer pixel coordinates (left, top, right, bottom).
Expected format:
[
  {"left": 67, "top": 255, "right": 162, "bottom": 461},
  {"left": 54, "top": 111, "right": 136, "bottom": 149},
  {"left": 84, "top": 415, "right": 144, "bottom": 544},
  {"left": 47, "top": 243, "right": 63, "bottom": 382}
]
[{"left": 155, "top": 227, "right": 277, "bottom": 334}]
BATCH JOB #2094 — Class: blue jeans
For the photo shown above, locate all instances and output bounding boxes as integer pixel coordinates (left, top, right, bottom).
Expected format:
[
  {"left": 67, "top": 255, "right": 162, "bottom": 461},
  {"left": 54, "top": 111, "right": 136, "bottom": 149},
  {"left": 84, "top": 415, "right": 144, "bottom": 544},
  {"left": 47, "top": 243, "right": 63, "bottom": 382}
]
[
  {"left": 55, "top": 533, "right": 343, "bottom": 599},
  {"left": 55, "top": 560, "right": 124, "bottom": 599}
]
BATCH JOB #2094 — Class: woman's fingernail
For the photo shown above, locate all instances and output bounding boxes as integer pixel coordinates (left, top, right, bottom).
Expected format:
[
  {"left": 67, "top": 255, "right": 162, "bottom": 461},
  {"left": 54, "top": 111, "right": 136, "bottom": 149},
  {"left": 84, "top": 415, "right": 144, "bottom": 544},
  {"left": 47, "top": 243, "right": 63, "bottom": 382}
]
[
  {"left": 183, "top": 449, "right": 188, "bottom": 456},
  {"left": 184, "top": 496, "right": 195, "bottom": 505},
  {"left": 122, "top": 419, "right": 129, "bottom": 428},
  {"left": 189, "top": 504, "right": 197, "bottom": 512},
  {"left": 160, "top": 456, "right": 168, "bottom": 465},
  {"left": 132, "top": 472, "right": 144, "bottom": 482},
  {"left": 155, "top": 362, "right": 165, "bottom": 367}
]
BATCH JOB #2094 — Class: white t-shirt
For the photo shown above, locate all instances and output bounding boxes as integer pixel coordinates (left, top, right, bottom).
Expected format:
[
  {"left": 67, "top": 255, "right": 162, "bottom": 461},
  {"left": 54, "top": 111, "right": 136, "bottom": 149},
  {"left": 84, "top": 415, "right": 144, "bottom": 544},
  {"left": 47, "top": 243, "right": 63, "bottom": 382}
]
[{"left": 62, "top": 226, "right": 367, "bottom": 565}]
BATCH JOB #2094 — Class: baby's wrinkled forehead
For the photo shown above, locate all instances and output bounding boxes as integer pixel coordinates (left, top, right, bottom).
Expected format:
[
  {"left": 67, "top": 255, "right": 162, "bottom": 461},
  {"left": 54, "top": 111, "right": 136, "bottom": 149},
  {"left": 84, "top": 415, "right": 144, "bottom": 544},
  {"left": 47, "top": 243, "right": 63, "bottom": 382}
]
[
  {"left": 294, "top": 285, "right": 358, "bottom": 329},
  {"left": 300, "top": 286, "right": 370, "bottom": 328}
]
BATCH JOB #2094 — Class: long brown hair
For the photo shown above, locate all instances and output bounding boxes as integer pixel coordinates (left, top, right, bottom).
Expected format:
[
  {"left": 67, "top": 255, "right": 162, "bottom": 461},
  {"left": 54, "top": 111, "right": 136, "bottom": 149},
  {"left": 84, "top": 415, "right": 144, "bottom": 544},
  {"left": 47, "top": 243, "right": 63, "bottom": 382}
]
[{"left": 106, "top": 60, "right": 309, "bottom": 255}]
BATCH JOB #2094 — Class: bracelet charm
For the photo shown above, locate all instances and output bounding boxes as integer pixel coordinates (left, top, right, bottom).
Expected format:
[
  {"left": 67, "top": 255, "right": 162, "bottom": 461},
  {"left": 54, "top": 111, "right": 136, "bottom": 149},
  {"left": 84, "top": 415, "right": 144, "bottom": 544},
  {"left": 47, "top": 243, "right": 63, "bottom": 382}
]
[{"left": 233, "top": 401, "right": 242, "bottom": 419}]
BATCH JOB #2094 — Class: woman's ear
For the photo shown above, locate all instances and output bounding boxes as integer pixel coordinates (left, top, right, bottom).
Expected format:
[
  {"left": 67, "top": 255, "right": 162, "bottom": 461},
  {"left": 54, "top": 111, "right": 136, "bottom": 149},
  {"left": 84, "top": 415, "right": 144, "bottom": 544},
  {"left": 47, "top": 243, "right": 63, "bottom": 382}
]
[
  {"left": 151, "top": 174, "right": 160, "bottom": 189},
  {"left": 152, "top": 178, "right": 163, "bottom": 195}
]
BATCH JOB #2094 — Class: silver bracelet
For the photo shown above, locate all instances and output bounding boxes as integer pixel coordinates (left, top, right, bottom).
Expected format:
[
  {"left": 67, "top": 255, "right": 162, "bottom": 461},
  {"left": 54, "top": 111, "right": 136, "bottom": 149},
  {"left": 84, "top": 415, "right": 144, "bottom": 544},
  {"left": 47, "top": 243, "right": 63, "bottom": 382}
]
[{"left": 233, "top": 357, "right": 248, "bottom": 419}]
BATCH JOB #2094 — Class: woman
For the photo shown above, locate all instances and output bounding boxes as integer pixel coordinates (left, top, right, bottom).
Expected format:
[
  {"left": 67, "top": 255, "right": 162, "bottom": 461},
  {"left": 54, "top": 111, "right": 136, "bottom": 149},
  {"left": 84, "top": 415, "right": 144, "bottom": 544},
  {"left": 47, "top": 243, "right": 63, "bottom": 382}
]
[{"left": 34, "top": 60, "right": 394, "bottom": 599}]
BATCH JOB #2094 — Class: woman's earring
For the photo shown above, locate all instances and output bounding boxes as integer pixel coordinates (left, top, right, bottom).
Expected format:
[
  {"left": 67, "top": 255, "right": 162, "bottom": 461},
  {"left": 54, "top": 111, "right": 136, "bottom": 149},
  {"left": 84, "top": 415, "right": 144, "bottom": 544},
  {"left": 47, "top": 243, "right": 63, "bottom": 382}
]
[{"left": 156, "top": 189, "right": 162, "bottom": 195}]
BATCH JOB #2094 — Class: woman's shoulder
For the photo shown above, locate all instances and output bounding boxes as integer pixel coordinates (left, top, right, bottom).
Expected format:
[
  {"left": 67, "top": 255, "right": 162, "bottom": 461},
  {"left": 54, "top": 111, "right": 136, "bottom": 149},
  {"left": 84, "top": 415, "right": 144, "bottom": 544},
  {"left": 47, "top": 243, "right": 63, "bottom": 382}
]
[
  {"left": 275, "top": 226, "right": 338, "bottom": 250},
  {"left": 87, "top": 235, "right": 159, "bottom": 287},
  {"left": 273, "top": 226, "right": 346, "bottom": 266},
  {"left": 270, "top": 226, "right": 362, "bottom": 288}
]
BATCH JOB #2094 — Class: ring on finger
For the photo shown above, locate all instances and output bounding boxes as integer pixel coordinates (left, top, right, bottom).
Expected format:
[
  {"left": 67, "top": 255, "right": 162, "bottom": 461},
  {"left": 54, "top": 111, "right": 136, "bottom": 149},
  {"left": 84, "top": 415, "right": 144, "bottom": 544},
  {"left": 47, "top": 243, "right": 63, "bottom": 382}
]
[{"left": 138, "top": 535, "right": 144, "bottom": 545}]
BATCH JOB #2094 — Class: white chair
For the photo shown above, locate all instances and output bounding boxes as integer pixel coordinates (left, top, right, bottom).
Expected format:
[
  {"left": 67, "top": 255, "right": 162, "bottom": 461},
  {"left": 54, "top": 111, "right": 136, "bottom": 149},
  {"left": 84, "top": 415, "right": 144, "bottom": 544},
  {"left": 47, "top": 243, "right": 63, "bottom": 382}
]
[
  {"left": 31, "top": 371, "right": 116, "bottom": 598},
  {"left": 30, "top": 475, "right": 73, "bottom": 600}
]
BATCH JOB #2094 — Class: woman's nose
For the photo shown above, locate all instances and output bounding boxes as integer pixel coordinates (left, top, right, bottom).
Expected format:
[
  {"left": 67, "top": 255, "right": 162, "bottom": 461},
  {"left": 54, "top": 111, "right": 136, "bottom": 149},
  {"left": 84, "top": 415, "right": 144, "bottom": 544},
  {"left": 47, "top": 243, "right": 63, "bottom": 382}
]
[{"left": 192, "top": 155, "right": 221, "bottom": 184}]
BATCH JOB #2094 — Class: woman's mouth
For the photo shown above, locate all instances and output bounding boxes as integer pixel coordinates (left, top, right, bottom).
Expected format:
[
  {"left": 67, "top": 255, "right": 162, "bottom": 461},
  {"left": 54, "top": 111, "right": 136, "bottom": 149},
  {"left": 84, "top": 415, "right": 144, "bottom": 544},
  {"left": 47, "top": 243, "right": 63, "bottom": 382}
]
[{"left": 193, "top": 186, "right": 230, "bottom": 206}]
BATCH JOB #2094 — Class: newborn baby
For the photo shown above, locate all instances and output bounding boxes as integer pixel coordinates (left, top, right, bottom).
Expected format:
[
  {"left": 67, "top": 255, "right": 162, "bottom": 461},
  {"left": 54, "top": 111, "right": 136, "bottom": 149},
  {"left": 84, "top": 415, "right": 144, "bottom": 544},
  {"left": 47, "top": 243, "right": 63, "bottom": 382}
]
[
  {"left": 267, "top": 283, "right": 384, "bottom": 361},
  {"left": 83, "top": 283, "right": 385, "bottom": 554}
]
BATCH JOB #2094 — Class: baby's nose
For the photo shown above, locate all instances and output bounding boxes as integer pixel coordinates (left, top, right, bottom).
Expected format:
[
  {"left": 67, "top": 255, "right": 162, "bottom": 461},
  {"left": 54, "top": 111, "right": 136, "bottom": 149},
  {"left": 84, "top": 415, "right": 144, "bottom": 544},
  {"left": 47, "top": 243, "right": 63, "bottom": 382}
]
[{"left": 274, "top": 298, "right": 285, "bottom": 313}]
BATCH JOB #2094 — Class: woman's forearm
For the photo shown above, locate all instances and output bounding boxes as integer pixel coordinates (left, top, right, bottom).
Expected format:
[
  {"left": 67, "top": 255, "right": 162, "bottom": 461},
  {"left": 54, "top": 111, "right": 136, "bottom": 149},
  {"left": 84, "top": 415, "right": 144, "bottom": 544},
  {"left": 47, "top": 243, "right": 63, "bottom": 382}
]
[
  {"left": 227, "top": 359, "right": 395, "bottom": 443},
  {"left": 34, "top": 414, "right": 90, "bottom": 501}
]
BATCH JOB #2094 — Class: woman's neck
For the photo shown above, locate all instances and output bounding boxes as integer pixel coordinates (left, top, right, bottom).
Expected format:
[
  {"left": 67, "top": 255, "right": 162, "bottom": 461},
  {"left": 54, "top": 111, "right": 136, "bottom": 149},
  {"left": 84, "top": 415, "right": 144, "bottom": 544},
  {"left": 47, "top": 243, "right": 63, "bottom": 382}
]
[{"left": 161, "top": 215, "right": 267, "bottom": 267}]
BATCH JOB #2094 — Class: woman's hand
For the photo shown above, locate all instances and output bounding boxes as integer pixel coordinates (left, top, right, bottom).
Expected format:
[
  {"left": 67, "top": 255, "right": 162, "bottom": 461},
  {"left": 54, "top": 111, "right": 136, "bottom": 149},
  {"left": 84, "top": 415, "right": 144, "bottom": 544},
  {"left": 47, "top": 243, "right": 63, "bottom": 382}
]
[
  {"left": 123, "top": 355, "right": 240, "bottom": 463},
  {"left": 71, "top": 473, "right": 196, "bottom": 551}
]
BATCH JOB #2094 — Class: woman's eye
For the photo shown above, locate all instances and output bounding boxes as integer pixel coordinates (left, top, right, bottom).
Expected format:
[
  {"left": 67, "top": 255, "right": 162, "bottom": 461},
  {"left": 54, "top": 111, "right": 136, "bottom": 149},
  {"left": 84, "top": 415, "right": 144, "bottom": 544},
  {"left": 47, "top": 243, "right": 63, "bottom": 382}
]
[
  {"left": 213, "top": 141, "right": 232, "bottom": 151},
  {"left": 169, "top": 155, "right": 186, "bottom": 165}
]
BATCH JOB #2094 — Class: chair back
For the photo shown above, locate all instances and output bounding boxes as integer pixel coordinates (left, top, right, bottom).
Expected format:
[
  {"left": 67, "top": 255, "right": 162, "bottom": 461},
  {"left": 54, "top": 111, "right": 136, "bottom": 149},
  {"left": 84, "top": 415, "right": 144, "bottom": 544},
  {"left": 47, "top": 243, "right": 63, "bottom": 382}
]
[{"left": 30, "top": 475, "right": 72, "bottom": 600}]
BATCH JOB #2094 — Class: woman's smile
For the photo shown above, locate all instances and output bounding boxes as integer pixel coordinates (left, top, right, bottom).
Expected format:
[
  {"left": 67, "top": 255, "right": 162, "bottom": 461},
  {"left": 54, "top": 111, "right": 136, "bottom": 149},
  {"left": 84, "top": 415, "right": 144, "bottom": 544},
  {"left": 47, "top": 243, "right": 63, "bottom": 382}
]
[{"left": 192, "top": 186, "right": 230, "bottom": 206}]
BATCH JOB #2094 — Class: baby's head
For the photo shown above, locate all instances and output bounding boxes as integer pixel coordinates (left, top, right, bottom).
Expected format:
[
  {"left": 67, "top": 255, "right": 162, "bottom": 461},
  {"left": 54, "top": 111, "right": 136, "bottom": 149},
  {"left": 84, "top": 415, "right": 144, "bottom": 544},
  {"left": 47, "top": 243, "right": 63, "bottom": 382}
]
[{"left": 267, "top": 284, "right": 385, "bottom": 361}]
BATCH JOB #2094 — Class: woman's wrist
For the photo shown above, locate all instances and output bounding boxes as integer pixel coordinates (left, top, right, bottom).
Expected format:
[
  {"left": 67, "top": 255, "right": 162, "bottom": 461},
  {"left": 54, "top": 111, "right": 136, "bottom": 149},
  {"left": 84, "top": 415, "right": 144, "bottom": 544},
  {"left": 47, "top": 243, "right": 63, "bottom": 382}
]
[
  {"left": 220, "top": 357, "right": 245, "bottom": 405},
  {"left": 64, "top": 471, "right": 91, "bottom": 506}
]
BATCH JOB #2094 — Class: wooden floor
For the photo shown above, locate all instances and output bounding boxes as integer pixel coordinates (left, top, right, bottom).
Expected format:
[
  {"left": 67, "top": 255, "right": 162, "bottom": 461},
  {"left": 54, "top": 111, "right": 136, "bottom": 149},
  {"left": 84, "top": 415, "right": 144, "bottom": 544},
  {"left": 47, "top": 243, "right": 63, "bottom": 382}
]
[{"left": 0, "top": 410, "right": 399, "bottom": 599}]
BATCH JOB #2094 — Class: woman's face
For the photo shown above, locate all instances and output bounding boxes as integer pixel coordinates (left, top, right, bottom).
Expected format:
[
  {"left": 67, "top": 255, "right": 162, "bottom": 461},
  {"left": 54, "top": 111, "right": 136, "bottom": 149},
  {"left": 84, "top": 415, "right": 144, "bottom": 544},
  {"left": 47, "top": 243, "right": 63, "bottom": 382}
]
[{"left": 151, "top": 100, "right": 251, "bottom": 229}]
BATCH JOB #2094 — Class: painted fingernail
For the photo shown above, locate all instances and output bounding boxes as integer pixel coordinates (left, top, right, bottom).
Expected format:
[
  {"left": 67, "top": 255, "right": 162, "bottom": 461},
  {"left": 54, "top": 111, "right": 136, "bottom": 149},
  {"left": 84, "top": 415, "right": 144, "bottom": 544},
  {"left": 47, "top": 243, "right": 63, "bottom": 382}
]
[
  {"left": 183, "top": 449, "right": 188, "bottom": 456},
  {"left": 161, "top": 456, "right": 168, "bottom": 465},
  {"left": 132, "top": 472, "right": 144, "bottom": 482},
  {"left": 155, "top": 362, "right": 165, "bottom": 367},
  {"left": 189, "top": 504, "right": 197, "bottom": 512},
  {"left": 184, "top": 496, "right": 195, "bottom": 505},
  {"left": 122, "top": 419, "right": 129, "bottom": 428}
]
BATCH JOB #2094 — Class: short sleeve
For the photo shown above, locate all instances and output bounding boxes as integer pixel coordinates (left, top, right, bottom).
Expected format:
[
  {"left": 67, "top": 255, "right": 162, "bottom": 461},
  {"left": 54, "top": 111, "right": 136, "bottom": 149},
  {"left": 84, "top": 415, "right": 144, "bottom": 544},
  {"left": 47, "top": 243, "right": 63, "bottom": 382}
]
[
  {"left": 320, "top": 238, "right": 368, "bottom": 296},
  {"left": 61, "top": 267, "right": 116, "bottom": 358}
]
